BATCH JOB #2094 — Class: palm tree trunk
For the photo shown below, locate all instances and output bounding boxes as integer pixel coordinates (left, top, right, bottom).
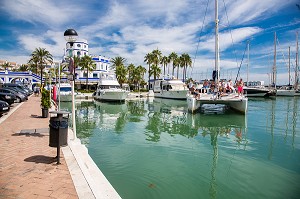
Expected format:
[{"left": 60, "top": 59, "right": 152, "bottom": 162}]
[
  {"left": 86, "top": 68, "right": 88, "bottom": 90},
  {"left": 176, "top": 66, "right": 179, "bottom": 79},
  {"left": 148, "top": 64, "right": 151, "bottom": 90}
]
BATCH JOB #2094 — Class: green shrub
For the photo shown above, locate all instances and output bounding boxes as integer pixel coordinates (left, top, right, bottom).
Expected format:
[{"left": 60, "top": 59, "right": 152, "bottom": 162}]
[{"left": 41, "top": 89, "right": 51, "bottom": 109}]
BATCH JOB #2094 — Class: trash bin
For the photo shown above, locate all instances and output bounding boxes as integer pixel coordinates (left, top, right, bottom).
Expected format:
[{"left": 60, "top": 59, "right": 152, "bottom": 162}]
[{"left": 49, "top": 111, "right": 70, "bottom": 147}]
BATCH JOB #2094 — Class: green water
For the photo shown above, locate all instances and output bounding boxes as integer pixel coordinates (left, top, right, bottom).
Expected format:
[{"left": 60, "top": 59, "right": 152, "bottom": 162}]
[{"left": 61, "top": 97, "right": 300, "bottom": 199}]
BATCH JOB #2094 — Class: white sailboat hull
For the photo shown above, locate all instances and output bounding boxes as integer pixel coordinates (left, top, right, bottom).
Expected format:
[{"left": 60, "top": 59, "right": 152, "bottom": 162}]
[
  {"left": 276, "top": 89, "right": 296, "bottom": 96},
  {"left": 187, "top": 93, "right": 248, "bottom": 114}
]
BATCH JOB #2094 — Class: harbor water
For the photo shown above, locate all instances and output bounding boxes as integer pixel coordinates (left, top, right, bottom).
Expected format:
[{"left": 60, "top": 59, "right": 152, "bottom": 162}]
[{"left": 61, "top": 97, "right": 300, "bottom": 199}]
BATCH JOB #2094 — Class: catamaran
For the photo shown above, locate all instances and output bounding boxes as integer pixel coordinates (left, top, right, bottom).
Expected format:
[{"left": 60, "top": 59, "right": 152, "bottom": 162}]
[{"left": 187, "top": 0, "right": 248, "bottom": 114}]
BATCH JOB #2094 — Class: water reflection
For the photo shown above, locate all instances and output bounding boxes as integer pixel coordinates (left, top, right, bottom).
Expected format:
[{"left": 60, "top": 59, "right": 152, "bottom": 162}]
[{"left": 59, "top": 98, "right": 300, "bottom": 199}]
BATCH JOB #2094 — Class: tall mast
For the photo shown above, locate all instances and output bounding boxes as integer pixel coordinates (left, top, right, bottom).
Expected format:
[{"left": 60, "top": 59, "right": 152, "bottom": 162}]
[
  {"left": 295, "top": 31, "right": 299, "bottom": 89},
  {"left": 247, "top": 41, "right": 250, "bottom": 85},
  {"left": 288, "top": 46, "right": 290, "bottom": 86},
  {"left": 272, "top": 32, "right": 277, "bottom": 87},
  {"left": 215, "top": 0, "right": 220, "bottom": 85}
]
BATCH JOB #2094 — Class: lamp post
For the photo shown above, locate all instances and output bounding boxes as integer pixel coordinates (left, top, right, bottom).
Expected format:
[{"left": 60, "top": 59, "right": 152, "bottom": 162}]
[
  {"left": 64, "top": 28, "right": 78, "bottom": 140},
  {"left": 48, "top": 70, "right": 51, "bottom": 103}
]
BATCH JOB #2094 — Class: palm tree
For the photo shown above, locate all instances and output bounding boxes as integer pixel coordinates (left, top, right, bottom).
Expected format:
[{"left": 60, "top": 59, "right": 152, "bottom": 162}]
[
  {"left": 79, "top": 55, "right": 96, "bottom": 90},
  {"left": 28, "top": 56, "right": 39, "bottom": 74},
  {"left": 168, "top": 52, "right": 178, "bottom": 78},
  {"left": 30, "top": 47, "right": 53, "bottom": 84},
  {"left": 18, "top": 64, "right": 29, "bottom": 72},
  {"left": 149, "top": 64, "right": 161, "bottom": 82},
  {"left": 180, "top": 53, "right": 192, "bottom": 82},
  {"left": 160, "top": 56, "right": 169, "bottom": 78},
  {"left": 111, "top": 56, "right": 126, "bottom": 70},
  {"left": 151, "top": 49, "right": 162, "bottom": 70},
  {"left": 127, "top": 63, "right": 136, "bottom": 89},
  {"left": 144, "top": 53, "right": 154, "bottom": 90},
  {"left": 1, "top": 62, "right": 12, "bottom": 71},
  {"left": 174, "top": 57, "right": 180, "bottom": 79},
  {"left": 132, "top": 65, "right": 146, "bottom": 91},
  {"left": 115, "top": 64, "right": 127, "bottom": 87}
]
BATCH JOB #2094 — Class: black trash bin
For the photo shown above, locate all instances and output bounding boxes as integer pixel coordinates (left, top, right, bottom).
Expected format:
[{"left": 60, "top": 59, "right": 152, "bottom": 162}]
[{"left": 49, "top": 111, "right": 70, "bottom": 147}]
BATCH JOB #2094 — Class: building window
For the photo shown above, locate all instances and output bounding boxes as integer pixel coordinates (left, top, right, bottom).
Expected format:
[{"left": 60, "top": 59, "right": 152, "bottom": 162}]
[
  {"left": 93, "top": 73, "right": 97, "bottom": 78},
  {"left": 77, "top": 44, "right": 81, "bottom": 47},
  {"left": 83, "top": 72, "right": 88, "bottom": 77},
  {"left": 77, "top": 51, "right": 81, "bottom": 56}
]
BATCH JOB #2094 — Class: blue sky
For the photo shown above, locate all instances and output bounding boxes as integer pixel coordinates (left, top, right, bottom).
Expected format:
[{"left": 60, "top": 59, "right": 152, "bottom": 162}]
[{"left": 0, "top": 0, "right": 299, "bottom": 85}]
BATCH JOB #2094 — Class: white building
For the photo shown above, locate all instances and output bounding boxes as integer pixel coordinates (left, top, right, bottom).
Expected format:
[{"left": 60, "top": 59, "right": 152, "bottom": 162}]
[{"left": 64, "top": 39, "right": 111, "bottom": 89}]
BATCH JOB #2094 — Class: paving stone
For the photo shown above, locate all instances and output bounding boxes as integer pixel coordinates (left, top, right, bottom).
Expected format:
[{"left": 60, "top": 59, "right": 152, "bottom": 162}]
[{"left": 0, "top": 96, "right": 78, "bottom": 199}]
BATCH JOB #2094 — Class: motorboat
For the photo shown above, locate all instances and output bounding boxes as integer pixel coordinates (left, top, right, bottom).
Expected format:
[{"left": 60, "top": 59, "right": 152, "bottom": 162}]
[
  {"left": 56, "top": 83, "right": 72, "bottom": 102},
  {"left": 94, "top": 73, "right": 129, "bottom": 102},
  {"left": 150, "top": 78, "right": 188, "bottom": 100},
  {"left": 243, "top": 86, "right": 272, "bottom": 97}
]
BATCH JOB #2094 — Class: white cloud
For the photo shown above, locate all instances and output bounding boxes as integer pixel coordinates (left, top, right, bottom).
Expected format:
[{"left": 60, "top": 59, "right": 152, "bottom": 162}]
[{"left": 1, "top": 0, "right": 82, "bottom": 27}]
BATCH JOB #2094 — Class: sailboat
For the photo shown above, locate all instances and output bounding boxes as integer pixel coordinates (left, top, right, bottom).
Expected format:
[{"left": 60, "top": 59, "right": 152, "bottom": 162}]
[
  {"left": 242, "top": 41, "right": 273, "bottom": 97},
  {"left": 274, "top": 32, "right": 299, "bottom": 96},
  {"left": 187, "top": 0, "right": 248, "bottom": 114},
  {"left": 294, "top": 32, "right": 300, "bottom": 96}
]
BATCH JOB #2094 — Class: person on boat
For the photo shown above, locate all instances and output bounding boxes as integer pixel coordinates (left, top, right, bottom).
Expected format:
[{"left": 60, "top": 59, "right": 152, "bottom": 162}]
[
  {"left": 203, "top": 79, "right": 209, "bottom": 93},
  {"left": 237, "top": 78, "right": 244, "bottom": 96},
  {"left": 226, "top": 79, "right": 235, "bottom": 93}
]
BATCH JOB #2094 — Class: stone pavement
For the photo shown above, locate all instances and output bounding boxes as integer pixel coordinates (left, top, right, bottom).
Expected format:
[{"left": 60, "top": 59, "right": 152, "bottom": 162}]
[{"left": 0, "top": 96, "right": 78, "bottom": 199}]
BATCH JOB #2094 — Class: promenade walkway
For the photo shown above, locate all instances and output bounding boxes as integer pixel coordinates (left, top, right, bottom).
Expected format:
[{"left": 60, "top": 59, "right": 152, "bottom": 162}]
[{"left": 0, "top": 96, "right": 78, "bottom": 199}]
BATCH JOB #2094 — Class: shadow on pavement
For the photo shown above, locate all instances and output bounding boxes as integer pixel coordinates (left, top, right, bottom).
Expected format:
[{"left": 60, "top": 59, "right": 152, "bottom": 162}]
[
  {"left": 12, "top": 128, "right": 49, "bottom": 137},
  {"left": 24, "top": 155, "right": 57, "bottom": 164}
]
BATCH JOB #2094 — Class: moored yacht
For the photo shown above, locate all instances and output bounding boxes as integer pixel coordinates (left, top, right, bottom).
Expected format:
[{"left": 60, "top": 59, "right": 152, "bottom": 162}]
[
  {"left": 150, "top": 78, "right": 188, "bottom": 100},
  {"left": 57, "top": 83, "right": 72, "bottom": 102},
  {"left": 94, "top": 73, "right": 129, "bottom": 102},
  {"left": 243, "top": 86, "right": 272, "bottom": 97}
]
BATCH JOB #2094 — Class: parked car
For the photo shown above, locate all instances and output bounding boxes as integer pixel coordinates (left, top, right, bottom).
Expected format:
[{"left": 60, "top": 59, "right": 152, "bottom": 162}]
[
  {"left": 5, "top": 87, "right": 30, "bottom": 99},
  {"left": 0, "top": 92, "right": 16, "bottom": 105},
  {"left": 0, "top": 88, "right": 27, "bottom": 103},
  {"left": 0, "top": 100, "right": 10, "bottom": 116},
  {"left": 3, "top": 83, "right": 33, "bottom": 95}
]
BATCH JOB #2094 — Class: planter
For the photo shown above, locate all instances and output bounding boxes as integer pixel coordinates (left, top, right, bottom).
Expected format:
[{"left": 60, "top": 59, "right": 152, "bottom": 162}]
[{"left": 42, "top": 108, "right": 49, "bottom": 118}]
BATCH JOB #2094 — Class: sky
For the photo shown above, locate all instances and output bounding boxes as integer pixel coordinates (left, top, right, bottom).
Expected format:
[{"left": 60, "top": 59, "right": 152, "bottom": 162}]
[{"left": 0, "top": 0, "right": 299, "bottom": 85}]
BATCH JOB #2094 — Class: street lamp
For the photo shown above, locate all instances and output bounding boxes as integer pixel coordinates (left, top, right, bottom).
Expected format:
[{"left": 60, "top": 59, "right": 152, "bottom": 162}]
[{"left": 64, "top": 28, "right": 78, "bottom": 140}]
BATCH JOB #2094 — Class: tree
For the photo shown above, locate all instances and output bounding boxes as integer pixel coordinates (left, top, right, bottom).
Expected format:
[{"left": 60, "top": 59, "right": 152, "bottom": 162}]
[
  {"left": 127, "top": 63, "right": 136, "bottom": 88},
  {"left": 149, "top": 64, "right": 161, "bottom": 82},
  {"left": 18, "top": 64, "right": 29, "bottom": 72},
  {"left": 180, "top": 53, "right": 192, "bottom": 82},
  {"left": 1, "top": 62, "right": 12, "bottom": 71},
  {"left": 30, "top": 47, "right": 53, "bottom": 85},
  {"left": 115, "top": 64, "right": 127, "bottom": 87},
  {"left": 174, "top": 57, "right": 180, "bottom": 79},
  {"left": 28, "top": 55, "right": 39, "bottom": 74},
  {"left": 132, "top": 65, "right": 146, "bottom": 91},
  {"left": 111, "top": 56, "right": 126, "bottom": 70},
  {"left": 168, "top": 52, "right": 178, "bottom": 78},
  {"left": 79, "top": 55, "right": 96, "bottom": 90},
  {"left": 160, "top": 56, "right": 169, "bottom": 78},
  {"left": 144, "top": 53, "right": 154, "bottom": 90}
]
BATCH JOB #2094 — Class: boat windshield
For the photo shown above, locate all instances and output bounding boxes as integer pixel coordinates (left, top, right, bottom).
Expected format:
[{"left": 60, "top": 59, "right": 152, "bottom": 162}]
[
  {"left": 60, "top": 87, "right": 71, "bottom": 92},
  {"left": 99, "top": 85, "right": 121, "bottom": 89}
]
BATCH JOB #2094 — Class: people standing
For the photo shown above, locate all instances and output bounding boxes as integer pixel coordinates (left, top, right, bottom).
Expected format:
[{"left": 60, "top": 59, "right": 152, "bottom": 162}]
[{"left": 237, "top": 78, "right": 244, "bottom": 96}]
